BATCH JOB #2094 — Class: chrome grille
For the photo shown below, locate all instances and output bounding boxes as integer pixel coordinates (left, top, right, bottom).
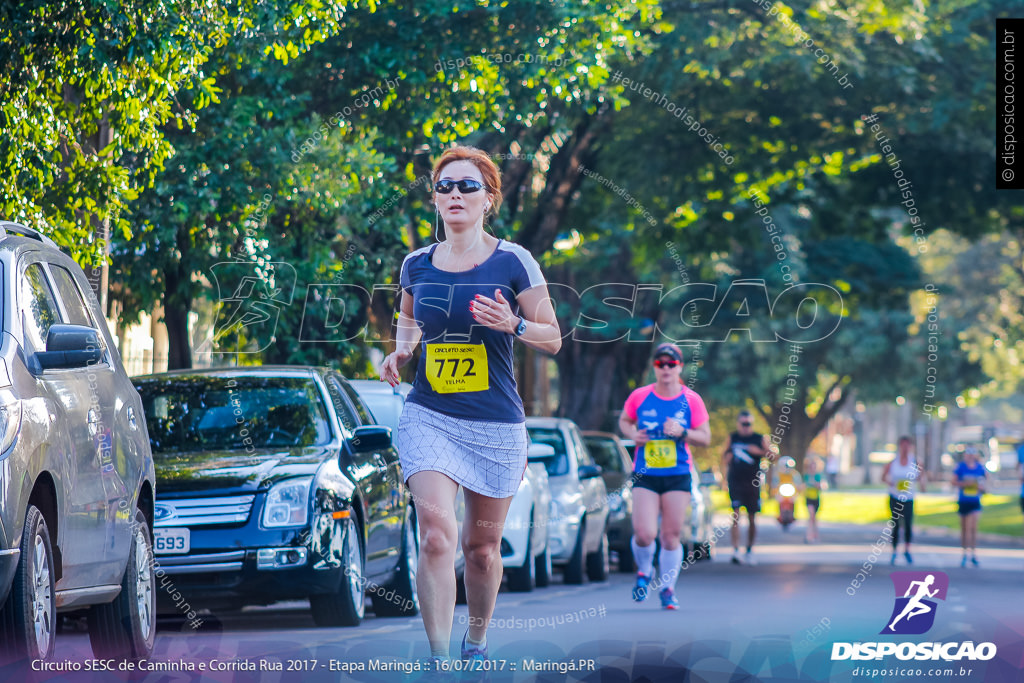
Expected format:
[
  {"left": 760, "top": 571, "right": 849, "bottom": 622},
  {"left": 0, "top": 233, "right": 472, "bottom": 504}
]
[
  {"left": 153, "top": 551, "right": 246, "bottom": 575},
  {"left": 154, "top": 495, "right": 255, "bottom": 528}
]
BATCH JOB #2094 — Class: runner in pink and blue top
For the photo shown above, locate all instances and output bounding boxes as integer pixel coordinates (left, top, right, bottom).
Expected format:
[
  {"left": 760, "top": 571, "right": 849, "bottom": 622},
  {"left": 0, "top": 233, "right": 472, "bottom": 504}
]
[{"left": 618, "top": 342, "right": 711, "bottom": 611}]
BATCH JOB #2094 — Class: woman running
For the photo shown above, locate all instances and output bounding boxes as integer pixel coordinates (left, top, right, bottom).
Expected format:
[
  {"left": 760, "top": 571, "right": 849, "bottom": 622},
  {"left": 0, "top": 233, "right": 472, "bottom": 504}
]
[{"left": 381, "top": 146, "right": 561, "bottom": 664}]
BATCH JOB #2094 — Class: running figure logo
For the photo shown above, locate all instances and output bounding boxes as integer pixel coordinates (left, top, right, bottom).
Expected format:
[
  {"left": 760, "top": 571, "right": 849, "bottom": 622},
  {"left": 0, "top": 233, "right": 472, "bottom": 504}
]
[{"left": 881, "top": 571, "right": 949, "bottom": 635}]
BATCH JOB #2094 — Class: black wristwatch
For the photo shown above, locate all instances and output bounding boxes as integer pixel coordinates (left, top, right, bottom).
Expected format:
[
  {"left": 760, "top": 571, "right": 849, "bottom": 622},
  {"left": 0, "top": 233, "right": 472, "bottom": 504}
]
[
  {"left": 514, "top": 316, "right": 527, "bottom": 337},
  {"left": 680, "top": 427, "right": 688, "bottom": 441}
]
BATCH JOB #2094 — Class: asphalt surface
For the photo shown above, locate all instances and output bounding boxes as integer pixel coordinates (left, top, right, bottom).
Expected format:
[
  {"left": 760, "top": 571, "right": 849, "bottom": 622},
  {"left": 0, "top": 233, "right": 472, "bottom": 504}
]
[{"left": 4, "top": 514, "right": 1023, "bottom": 683}]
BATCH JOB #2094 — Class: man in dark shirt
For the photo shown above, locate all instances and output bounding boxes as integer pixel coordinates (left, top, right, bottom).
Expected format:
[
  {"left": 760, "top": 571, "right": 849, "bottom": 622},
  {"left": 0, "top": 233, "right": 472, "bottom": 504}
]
[{"left": 721, "top": 411, "right": 770, "bottom": 565}]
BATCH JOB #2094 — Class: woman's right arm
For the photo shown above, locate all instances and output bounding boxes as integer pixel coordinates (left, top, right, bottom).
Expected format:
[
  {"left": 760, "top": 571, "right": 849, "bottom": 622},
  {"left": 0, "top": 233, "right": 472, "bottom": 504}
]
[{"left": 380, "top": 290, "right": 421, "bottom": 386}]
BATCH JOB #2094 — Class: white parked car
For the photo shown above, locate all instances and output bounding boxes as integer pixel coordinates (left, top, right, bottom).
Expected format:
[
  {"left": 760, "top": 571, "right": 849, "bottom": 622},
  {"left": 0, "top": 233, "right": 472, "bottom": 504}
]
[
  {"left": 502, "top": 445, "right": 554, "bottom": 592},
  {"left": 525, "top": 417, "right": 610, "bottom": 585}
]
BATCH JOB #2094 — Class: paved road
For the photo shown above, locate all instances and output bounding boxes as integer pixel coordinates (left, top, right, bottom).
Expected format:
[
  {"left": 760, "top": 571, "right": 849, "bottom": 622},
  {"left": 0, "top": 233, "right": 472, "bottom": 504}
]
[{"left": 5, "top": 517, "right": 1022, "bottom": 683}]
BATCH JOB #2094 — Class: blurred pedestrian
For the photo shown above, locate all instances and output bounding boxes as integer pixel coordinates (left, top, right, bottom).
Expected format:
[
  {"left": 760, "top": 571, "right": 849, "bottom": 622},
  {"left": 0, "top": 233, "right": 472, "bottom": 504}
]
[
  {"left": 380, "top": 145, "right": 561, "bottom": 665},
  {"left": 881, "top": 436, "right": 925, "bottom": 565},
  {"left": 1017, "top": 441, "right": 1024, "bottom": 536},
  {"left": 825, "top": 452, "right": 840, "bottom": 489},
  {"left": 619, "top": 342, "right": 711, "bottom": 610},
  {"left": 721, "top": 410, "right": 770, "bottom": 565},
  {"left": 953, "top": 447, "right": 987, "bottom": 567},
  {"left": 803, "top": 457, "right": 823, "bottom": 543}
]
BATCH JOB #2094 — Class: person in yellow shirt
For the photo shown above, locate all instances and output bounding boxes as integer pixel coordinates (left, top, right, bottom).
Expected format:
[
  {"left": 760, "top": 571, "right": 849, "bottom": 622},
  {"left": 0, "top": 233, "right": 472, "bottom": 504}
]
[{"left": 802, "top": 457, "right": 823, "bottom": 543}]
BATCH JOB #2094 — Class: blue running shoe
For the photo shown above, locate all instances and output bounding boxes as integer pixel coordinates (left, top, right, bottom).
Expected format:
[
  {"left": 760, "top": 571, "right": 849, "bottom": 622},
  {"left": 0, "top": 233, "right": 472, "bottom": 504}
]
[
  {"left": 461, "top": 630, "right": 488, "bottom": 661},
  {"left": 904, "top": 551, "right": 913, "bottom": 564},
  {"left": 632, "top": 572, "right": 650, "bottom": 602},
  {"left": 660, "top": 588, "right": 679, "bottom": 610}
]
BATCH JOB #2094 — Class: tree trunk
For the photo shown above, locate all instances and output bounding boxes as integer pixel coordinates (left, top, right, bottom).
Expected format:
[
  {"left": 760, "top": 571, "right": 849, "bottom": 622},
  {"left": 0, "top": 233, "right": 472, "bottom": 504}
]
[{"left": 164, "top": 265, "right": 192, "bottom": 370}]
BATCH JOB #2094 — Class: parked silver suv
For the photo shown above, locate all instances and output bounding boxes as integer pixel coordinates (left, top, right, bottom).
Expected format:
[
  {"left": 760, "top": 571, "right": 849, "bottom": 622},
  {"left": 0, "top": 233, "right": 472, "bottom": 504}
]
[{"left": 0, "top": 222, "right": 156, "bottom": 663}]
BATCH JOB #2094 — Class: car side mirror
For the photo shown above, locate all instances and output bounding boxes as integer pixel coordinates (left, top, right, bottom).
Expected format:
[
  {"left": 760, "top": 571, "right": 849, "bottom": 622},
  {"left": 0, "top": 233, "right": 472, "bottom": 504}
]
[
  {"left": 527, "top": 443, "right": 556, "bottom": 463},
  {"left": 579, "top": 464, "right": 603, "bottom": 480},
  {"left": 36, "top": 324, "right": 104, "bottom": 370},
  {"left": 348, "top": 425, "right": 392, "bottom": 453}
]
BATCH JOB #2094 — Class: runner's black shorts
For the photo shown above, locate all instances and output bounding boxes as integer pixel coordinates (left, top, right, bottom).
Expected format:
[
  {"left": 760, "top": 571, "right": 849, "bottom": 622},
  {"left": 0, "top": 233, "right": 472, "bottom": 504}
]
[
  {"left": 633, "top": 473, "right": 692, "bottom": 495},
  {"left": 957, "top": 499, "right": 982, "bottom": 515},
  {"left": 729, "top": 486, "right": 761, "bottom": 513}
]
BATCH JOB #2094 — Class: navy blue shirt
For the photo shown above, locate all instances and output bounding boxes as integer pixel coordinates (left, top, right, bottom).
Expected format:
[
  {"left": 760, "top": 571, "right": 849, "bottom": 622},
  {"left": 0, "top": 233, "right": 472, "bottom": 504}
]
[{"left": 400, "top": 239, "right": 546, "bottom": 423}]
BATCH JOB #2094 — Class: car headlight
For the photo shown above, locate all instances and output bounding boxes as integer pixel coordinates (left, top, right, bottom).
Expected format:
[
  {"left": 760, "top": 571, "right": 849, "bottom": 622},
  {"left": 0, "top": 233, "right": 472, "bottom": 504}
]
[
  {"left": 0, "top": 400, "right": 22, "bottom": 454},
  {"left": 262, "top": 477, "right": 313, "bottom": 528},
  {"left": 550, "top": 495, "right": 582, "bottom": 525}
]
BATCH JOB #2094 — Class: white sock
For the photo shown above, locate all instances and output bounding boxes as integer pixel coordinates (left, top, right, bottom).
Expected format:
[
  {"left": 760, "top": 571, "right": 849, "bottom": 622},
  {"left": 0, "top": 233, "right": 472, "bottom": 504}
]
[
  {"left": 631, "top": 536, "right": 655, "bottom": 576},
  {"left": 659, "top": 546, "right": 683, "bottom": 592},
  {"left": 430, "top": 643, "right": 449, "bottom": 658}
]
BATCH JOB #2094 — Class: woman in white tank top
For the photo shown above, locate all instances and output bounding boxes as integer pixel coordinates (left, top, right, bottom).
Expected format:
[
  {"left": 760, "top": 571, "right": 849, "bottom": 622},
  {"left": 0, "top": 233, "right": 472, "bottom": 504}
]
[{"left": 881, "top": 437, "right": 927, "bottom": 564}]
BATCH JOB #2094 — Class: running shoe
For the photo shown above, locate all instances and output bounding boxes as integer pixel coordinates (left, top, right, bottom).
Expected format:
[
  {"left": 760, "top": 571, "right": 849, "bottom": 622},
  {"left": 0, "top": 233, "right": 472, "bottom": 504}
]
[
  {"left": 970, "top": 556, "right": 979, "bottom": 567},
  {"left": 461, "top": 630, "right": 488, "bottom": 661},
  {"left": 744, "top": 551, "right": 757, "bottom": 566},
  {"left": 632, "top": 572, "right": 651, "bottom": 602},
  {"left": 659, "top": 588, "right": 680, "bottom": 610},
  {"left": 961, "top": 556, "right": 967, "bottom": 568},
  {"left": 731, "top": 552, "right": 741, "bottom": 565},
  {"left": 890, "top": 553, "right": 897, "bottom": 566},
  {"left": 904, "top": 551, "right": 913, "bottom": 564}
]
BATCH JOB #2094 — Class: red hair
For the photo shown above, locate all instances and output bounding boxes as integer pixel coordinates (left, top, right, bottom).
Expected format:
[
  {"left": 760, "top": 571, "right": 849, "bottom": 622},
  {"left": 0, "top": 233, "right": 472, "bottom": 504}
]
[{"left": 432, "top": 146, "right": 502, "bottom": 213}]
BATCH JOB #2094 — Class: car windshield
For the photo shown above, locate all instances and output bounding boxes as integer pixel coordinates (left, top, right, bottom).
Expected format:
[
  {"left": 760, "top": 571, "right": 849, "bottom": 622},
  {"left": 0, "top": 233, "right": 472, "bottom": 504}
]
[
  {"left": 583, "top": 437, "right": 624, "bottom": 474},
  {"left": 135, "top": 376, "right": 332, "bottom": 455},
  {"left": 527, "top": 427, "right": 569, "bottom": 477}
]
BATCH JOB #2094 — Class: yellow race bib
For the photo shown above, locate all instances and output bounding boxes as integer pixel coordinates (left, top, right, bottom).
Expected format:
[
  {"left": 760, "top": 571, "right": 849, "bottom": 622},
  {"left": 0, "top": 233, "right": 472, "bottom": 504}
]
[
  {"left": 806, "top": 487, "right": 820, "bottom": 501},
  {"left": 963, "top": 484, "right": 979, "bottom": 496},
  {"left": 426, "top": 343, "right": 489, "bottom": 393},
  {"left": 897, "top": 479, "right": 911, "bottom": 492},
  {"left": 645, "top": 440, "right": 678, "bottom": 469}
]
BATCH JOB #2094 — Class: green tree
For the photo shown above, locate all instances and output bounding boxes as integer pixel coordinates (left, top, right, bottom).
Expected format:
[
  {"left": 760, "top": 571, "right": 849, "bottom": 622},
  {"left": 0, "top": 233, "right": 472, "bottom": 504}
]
[{"left": 1, "top": 0, "right": 349, "bottom": 301}]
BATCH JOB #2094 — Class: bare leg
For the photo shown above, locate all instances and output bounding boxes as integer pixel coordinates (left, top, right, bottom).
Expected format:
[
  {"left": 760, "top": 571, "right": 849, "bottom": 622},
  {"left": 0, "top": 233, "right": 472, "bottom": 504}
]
[
  {"left": 462, "top": 489, "right": 514, "bottom": 644},
  {"left": 967, "top": 512, "right": 980, "bottom": 553},
  {"left": 658, "top": 491, "right": 689, "bottom": 552},
  {"left": 731, "top": 506, "right": 741, "bottom": 551},
  {"left": 632, "top": 487, "right": 661, "bottom": 548},
  {"left": 746, "top": 510, "right": 757, "bottom": 551},
  {"left": 960, "top": 513, "right": 968, "bottom": 553},
  {"left": 407, "top": 472, "right": 459, "bottom": 655}
]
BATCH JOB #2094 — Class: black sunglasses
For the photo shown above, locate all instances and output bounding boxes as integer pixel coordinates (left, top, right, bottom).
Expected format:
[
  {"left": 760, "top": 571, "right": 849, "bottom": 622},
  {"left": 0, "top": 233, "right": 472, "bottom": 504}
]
[
  {"left": 739, "top": 421, "right": 753, "bottom": 427},
  {"left": 434, "top": 179, "right": 485, "bottom": 194}
]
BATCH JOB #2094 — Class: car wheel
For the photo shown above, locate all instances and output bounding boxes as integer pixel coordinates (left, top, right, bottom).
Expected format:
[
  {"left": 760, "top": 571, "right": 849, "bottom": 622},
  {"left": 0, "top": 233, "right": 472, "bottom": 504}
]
[
  {"left": 88, "top": 508, "right": 156, "bottom": 661},
  {"left": 506, "top": 523, "right": 535, "bottom": 593},
  {"left": 586, "top": 530, "right": 609, "bottom": 582},
  {"left": 0, "top": 505, "right": 56, "bottom": 661},
  {"left": 310, "top": 516, "right": 364, "bottom": 627},
  {"left": 535, "top": 541, "right": 552, "bottom": 588},
  {"left": 372, "top": 509, "right": 419, "bottom": 617},
  {"left": 563, "top": 519, "right": 586, "bottom": 585}
]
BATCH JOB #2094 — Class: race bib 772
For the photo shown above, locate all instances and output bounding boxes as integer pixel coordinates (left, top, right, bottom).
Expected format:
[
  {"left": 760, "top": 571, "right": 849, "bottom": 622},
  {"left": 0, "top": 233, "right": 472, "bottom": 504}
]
[{"left": 426, "top": 343, "right": 489, "bottom": 393}]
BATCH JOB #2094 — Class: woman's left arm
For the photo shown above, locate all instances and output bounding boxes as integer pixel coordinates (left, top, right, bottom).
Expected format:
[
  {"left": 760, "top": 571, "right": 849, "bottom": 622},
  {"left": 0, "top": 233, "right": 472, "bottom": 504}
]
[
  {"left": 471, "top": 286, "right": 562, "bottom": 355},
  {"left": 686, "top": 420, "right": 712, "bottom": 448}
]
